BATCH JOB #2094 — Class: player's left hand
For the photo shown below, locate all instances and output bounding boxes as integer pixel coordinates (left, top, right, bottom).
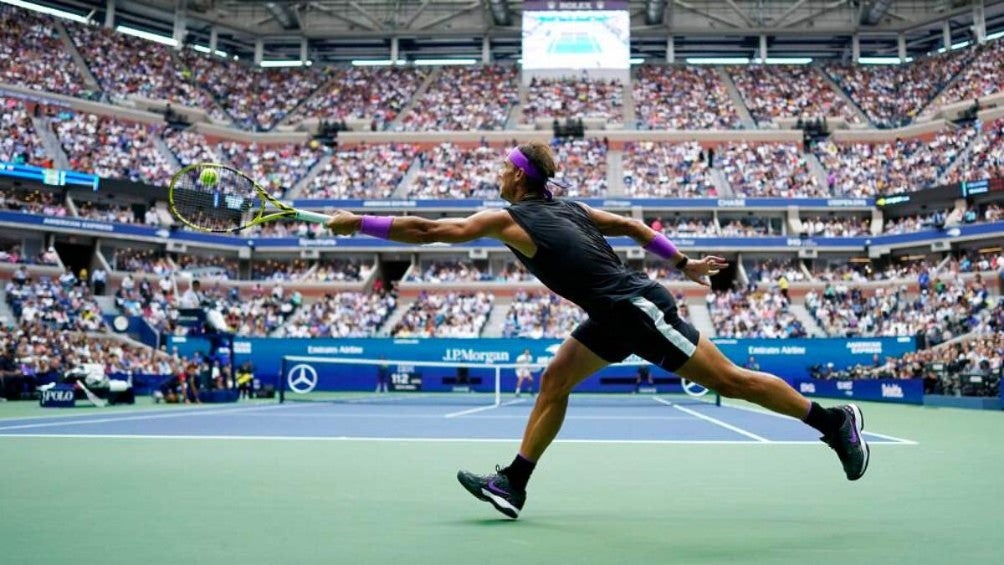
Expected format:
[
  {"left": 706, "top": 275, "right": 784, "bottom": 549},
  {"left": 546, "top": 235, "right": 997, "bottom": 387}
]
[
  {"left": 326, "top": 210, "right": 362, "bottom": 235},
  {"left": 682, "top": 256, "right": 728, "bottom": 286}
]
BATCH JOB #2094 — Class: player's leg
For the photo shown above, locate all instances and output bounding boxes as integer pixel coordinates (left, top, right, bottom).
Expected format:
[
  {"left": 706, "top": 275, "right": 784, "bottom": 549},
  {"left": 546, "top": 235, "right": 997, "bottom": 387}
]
[
  {"left": 517, "top": 336, "right": 609, "bottom": 461},
  {"left": 458, "top": 325, "right": 620, "bottom": 518},
  {"left": 675, "top": 335, "right": 869, "bottom": 480}
]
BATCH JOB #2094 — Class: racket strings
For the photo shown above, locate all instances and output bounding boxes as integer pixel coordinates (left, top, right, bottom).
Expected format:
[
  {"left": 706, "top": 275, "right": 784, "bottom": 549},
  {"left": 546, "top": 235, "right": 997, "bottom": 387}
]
[{"left": 171, "top": 166, "right": 259, "bottom": 232}]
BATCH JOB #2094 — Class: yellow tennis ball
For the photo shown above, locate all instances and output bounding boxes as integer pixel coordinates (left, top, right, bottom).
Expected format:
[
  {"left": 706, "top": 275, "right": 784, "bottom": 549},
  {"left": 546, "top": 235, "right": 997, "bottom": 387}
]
[{"left": 199, "top": 168, "right": 219, "bottom": 186}]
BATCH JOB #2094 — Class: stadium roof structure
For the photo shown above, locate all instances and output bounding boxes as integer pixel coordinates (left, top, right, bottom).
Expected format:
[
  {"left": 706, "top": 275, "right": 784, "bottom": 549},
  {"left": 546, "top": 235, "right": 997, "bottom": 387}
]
[{"left": 28, "top": 0, "right": 1004, "bottom": 63}]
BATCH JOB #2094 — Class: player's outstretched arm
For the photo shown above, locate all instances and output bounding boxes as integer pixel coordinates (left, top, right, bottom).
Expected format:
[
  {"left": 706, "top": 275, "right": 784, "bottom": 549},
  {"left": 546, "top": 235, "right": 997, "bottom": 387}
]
[
  {"left": 579, "top": 203, "right": 728, "bottom": 286},
  {"left": 326, "top": 209, "right": 512, "bottom": 245}
]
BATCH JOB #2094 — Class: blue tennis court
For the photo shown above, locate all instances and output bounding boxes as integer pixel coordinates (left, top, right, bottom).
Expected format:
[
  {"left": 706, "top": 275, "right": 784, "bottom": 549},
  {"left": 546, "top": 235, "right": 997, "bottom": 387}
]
[{"left": 0, "top": 395, "right": 916, "bottom": 444}]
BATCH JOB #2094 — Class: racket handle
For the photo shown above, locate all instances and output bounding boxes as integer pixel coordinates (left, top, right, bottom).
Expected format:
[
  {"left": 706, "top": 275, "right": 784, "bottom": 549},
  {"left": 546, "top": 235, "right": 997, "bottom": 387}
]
[{"left": 294, "top": 210, "right": 333, "bottom": 224}]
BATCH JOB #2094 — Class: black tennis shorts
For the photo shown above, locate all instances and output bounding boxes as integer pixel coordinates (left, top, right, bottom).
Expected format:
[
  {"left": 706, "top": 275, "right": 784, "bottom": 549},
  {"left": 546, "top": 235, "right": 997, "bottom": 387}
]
[{"left": 571, "top": 285, "right": 700, "bottom": 372}]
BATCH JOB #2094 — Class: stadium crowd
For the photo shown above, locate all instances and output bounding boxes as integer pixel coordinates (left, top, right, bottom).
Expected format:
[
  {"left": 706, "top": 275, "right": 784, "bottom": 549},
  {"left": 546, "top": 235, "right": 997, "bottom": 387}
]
[
  {"left": 408, "top": 143, "right": 499, "bottom": 199},
  {"left": 824, "top": 50, "right": 972, "bottom": 128},
  {"left": 290, "top": 67, "right": 430, "bottom": 129},
  {"left": 275, "top": 291, "right": 396, "bottom": 338},
  {"left": 726, "top": 65, "right": 861, "bottom": 126},
  {"left": 502, "top": 290, "right": 587, "bottom": 339},
  {"left": 813, "top": 127, "right": 976, "bottom": 197},
  {"left": 708, "top": 287, "right": 808, "bottom": 339},
  {"left": 304, "top": 143, "right": 417, "bottom": 199},
  {"left": 931, "top": 40, "right": 1004, "bottom": 110},
  {"left": 943, "top": 117, "right": 1004, "bottom": 185},
  {"left": 523, "top": 77, "right": 624, "bottom": 124},
  {"left": 391, "top": 291, "right": 494, "bottom": 338},
  {"left": 54, "top": 111, "right": 173, "bottom": 184},
  {"left": 622, "top": 141, "right": 717, "bottom": 198},
  {"left": 1, "top": 98, "right": 50, "bottom": 168},
  {"left": 399, "top": 65, "right": 519, "bottom": 131},
  {"left": 717, "top": 142, "right": 823, "bottom": 197},
  {"left": 633, "top": 65, "right": 742, "bottom": 130},
  {"left": 1, "top": 6, "right": 87, "bottom": 97}
]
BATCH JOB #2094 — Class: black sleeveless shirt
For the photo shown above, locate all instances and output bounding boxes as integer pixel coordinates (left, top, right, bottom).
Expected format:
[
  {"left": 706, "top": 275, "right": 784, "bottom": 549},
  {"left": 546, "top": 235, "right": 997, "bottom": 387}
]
[{"left": 505, "top": 198, "right": 659, "bottom": 320}]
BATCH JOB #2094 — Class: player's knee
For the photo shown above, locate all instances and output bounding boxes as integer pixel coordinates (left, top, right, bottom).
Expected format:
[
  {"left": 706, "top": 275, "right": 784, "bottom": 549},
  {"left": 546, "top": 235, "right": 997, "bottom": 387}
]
[
  {"left": 538, "top": 368, "right": 573, "bottom": 399},
  {"left": 714, "top": 367, "right": 754, "bottom": 399}
]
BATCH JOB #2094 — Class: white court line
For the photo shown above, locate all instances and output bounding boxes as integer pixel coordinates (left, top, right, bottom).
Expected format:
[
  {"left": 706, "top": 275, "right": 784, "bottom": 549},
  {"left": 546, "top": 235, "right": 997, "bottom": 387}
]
[
  {"left": 0, "top": 401, "right": 278, "bottom": 424},
  {"left": 0, "top": 433, "right": 919, "bottom": 444},
  {"left": 721, "top": 400, "right": 919, "bottom": 445},
  {"left": 0, "top": 403, "right": 292, "bottom": 432},
  {"left": 444, "top": 398, "right": 524, "bottom": 418},
  {"left": 654, "top": 398, "right": 771, "bottom": 443},
  {"left": 250, "top": 413, "right": 694, "bottom": 421}
]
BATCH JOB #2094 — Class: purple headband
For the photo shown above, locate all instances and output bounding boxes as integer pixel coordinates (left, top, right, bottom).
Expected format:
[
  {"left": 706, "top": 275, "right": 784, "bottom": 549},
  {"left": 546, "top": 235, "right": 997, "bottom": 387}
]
[{"left": 507, "top": 147, "right": 554, "bottom": 201}]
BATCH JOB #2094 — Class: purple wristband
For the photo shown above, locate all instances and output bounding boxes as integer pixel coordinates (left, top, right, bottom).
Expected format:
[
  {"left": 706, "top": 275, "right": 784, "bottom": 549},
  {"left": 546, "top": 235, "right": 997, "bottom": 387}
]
[
  {"left": 644, "top": 233, "right": 678, "bottom": 260},
  {"left": 359, "top": 215, "right": 393, "bottom": 239}
]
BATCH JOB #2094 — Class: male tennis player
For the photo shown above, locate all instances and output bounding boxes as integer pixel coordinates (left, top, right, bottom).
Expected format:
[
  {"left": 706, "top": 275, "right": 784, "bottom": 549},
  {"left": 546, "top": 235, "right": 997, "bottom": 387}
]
[
  {"left": 514, "top": 348, "right": 534, "bottom": 397},
  {"left": 326, "top": 142, "right": 869, "bottom": 519}
]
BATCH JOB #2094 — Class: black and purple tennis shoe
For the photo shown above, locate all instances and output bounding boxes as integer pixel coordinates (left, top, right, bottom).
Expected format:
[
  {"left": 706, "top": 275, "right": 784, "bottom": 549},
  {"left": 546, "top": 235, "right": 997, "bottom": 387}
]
[
  {"left": 822, "top": 404, "right": 870, "bottom": 481},
  {"left": 457, "top": 466, "right": 526, "bottom": 519}
]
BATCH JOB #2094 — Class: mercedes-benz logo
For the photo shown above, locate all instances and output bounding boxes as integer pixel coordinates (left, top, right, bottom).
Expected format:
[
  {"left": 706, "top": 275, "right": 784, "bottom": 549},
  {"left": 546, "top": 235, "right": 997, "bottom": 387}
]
[
  {"left": 681, "top": 378, "right": 709, "bottom": 398},
  {"left": 287, "top": 364, "right": 318, "bottom": 394}
]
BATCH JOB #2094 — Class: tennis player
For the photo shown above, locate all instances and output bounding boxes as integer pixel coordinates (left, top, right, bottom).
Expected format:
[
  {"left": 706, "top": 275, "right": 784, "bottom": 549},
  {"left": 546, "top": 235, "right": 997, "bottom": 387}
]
[
  {"left": 514, "top": 348, "right": 534, "bottom": 397},
  {"left": 326, "top": 142, "right": 869, "bottom": 519}
]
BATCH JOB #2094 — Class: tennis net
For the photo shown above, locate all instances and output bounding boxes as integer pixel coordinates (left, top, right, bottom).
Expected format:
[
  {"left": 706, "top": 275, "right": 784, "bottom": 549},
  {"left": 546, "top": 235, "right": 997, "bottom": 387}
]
[{"left": 278, "top": 355, "right": 720, "bottom": 407}]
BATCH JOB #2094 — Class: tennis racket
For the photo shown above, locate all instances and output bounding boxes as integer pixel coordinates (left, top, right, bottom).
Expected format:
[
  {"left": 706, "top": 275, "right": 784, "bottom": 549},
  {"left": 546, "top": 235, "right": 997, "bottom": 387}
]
[{"left": 168, "top": 163, "right": 331, "bottom": 233}]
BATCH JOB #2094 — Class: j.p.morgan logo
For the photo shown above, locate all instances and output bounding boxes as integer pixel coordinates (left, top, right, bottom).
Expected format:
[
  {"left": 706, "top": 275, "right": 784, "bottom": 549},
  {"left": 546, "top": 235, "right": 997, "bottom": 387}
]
[{"left": 287, "top": 364, "right": 319, "bottom": 394}]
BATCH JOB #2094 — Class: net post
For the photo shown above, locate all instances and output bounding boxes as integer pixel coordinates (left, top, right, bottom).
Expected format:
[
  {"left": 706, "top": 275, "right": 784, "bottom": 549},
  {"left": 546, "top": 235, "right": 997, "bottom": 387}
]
[
  {"left": 494, "top": 366, "right": 501, "bottom": 406},
  {"left": 278, "top": 356, "right": 286, "bottom": 403}
]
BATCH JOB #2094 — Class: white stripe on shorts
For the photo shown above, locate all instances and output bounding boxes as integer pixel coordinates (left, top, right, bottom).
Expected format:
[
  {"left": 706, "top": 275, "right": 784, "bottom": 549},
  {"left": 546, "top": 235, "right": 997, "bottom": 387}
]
[{"left": 630, "top": 297, "right": 697, "bottom": 358}]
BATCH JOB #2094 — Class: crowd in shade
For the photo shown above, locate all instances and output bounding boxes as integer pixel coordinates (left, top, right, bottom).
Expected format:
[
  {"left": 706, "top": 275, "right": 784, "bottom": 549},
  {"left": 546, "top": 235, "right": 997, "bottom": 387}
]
[
  {"left": 523, "top": 77, "right": 624, "bottom": 124},
  {"left": 633, "top": 65, "right": 742, "bottom": 130},
  {"left": 274, "top": 291, "right": 396, "bottom": 338},
  {"left": 931, "top": 40, "right": 1004, "bottom": 109},
  {"left": 391, "top": 291, "right": 494, "bottom": 338},
  {"left": 813, "top": 127, "right": 975, "bottom": 197},
  {"left": 1, "top": 98, "right": 51, "bottom": 167},
  {"left": 622, "top": 142, "right": 717, "bottom": 198},
  {"left": 174, "top": 255, "right": 240, "bottom": 280},
  {"left": 642, "top": 264, "right": 687, "bottom": 282},
  {"left": 943, "top": 117, "right": 1004, "bottom": 184},
  {"left": 502, "top": 290, "right": 587, "bottom": 339},
  {"left": 117, "top": 277, "right": 300, "bottom": 337},
  {"left": 408, "top": 143, "right": 500, "bottom": 199},
  {"left": 303, "top": 143, "right": 418, "bottom": 199},
  {"left": 0, "top": 6, "right": 86, "bottom": 97},
  {"left": 399, "top": 65, "right": 519, "bottom": 131},
  {"left": 216, "top": 141, "right": 320, "bottom": 198},
  {"left": 406, "top": 261, "right": 491, "bottom": 283},
  {"left": 0, "top": 188, "right": 67, "bottom": 216},
  {"left": 719, "top": 216, "right": 782, "bottom": 236},
  {"left": 950, "top": 250, "right": 1004, "bottom": 274},
  {"left": 303, "top": 259, "right": 372, "bottom": 282},
  {"left": 54, "top": 112, "right": 173, "bottom": 184},
  {"left": 805, "top": 274, "right": 996, "bottom": 342},
  {"left": 813, "top": 328, "right": 1002, "bottom": 387},
  {"left": 0, "top": 325, "right": 186, "bottom": 384},
  {"left": 0, "top": 244, "right": 59, "bottom": 265},
  {"left": 551, "top": 138, "right": 608, "bottom": 198},
  {"left": 726, "top": 65, "right": 862, "bottom": 126},
  {"left": 824, "top": 50, "right": 972, "bottom": 128},
  {"left": 178, "top": 51, "right": 332, "bottom": 131},
  {"left": 800, "top": 216, "right": 871, "bottom": 237},
  {"left": 745, "top": 259, "right": 809, "bottom": 284},
  {"left": 6, "top": 275, "right": 104, "bottom": 332},
  {"left": 647, "top": 216, "right": 718, "bottom": 238},
  {"left": 66, "top": 22, "right": 223, "bottom": 117},
  {"left": 882, "top": 209, "right": 954, "bottom": 235},
  {"left": 242, "top": 220, "right": 331, "bottom": 239},
  {"left": 812, "top": 260, "right": 932, "bottom": 283},
  {"left": 250, "top": 258, "right": 314, "bottom": 282},
  {"left": 290, "top": 67, "right": 430, "bottom": 129},
  {"left": 109, "top": 248, "right": 174, "bottom": 275},
  {"left": 707, "top": 287, "right": 807, "bottom": 339},
  {"left": 74, "top": 201, "right": 152, "bottom": 224},
  {"left": 717, "top": 142, "right": 823, "bottom": 197}
]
